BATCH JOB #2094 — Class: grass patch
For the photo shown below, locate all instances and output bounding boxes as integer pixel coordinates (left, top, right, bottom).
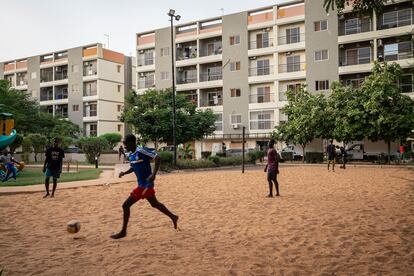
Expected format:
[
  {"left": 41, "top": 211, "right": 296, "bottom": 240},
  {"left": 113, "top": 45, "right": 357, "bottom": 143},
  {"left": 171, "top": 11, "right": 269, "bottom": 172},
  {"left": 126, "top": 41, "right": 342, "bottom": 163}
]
[{"left": 1, "top": 168, "right": 103, "bottom": 186}]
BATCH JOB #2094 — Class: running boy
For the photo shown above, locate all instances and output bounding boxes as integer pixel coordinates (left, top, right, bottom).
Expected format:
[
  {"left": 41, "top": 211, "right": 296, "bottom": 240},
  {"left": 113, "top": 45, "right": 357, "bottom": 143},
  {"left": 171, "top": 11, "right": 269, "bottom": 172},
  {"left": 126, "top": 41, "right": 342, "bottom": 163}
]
[
  {"left": 43, "top": 138, "right": 65, "bottom": 198},
  {"left": 111, "top": 134, "right": 178, "bottom": 239}
]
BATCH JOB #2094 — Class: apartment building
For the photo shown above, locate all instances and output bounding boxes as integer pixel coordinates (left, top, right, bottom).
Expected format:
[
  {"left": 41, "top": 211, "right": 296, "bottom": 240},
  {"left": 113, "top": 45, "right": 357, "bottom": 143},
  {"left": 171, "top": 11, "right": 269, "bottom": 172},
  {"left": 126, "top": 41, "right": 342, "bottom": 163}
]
[
  {"left": 0, "top": 43, "right": 132, "bottom": 137},
  {"left": 136, "top": 0, "right": 413, "bottom": 157}
]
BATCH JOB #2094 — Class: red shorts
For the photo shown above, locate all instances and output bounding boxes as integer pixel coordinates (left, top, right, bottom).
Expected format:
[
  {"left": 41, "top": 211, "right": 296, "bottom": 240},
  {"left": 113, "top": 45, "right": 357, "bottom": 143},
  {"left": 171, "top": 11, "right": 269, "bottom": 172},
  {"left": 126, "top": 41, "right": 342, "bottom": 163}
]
[{"left": 130, "top": 187, "right": 155, "bottom": 200}]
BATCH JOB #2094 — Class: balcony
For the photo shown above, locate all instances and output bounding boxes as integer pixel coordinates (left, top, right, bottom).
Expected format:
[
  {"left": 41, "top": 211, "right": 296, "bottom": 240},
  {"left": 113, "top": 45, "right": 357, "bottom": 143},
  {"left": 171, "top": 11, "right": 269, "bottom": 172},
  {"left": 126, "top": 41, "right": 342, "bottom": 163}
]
[
  {"left": 138, "top": 77, "right": 155, "bottom": 89},
  {"left": 381, "top": 41, "right": 413, "bottom": 62},
  {"left": 250, "top": 120, "right": 274, "bottom": 130},
  {"left": 40, "top": 87, "right": 53, "bottom": 101},
  {"left": 55, "top": 85, "right": 68, "bottom": 100},
  {"left": 176, "top": 69, "right": 197, "bottom": 84},
  {"left": 340, "top": 48, "right": 372, "bottom": 66},
  {"left": 277, "top": 33, "right": 305, "bottom": 45},
  {"left": 83, "top": 102, "right": 97, "bottom": 117},
  {"left": 54, "top": 65, "right": 68, "bottom": 81},
  {"left": 249, "top": 66, "right": 274, "bottom": 76},
  {"left": 249, "top": 38, "right": 274, "bottom": 50},
  {"left": 40, "top": 68, "right": 53, "bottom": 83},
  {"left": 178, "top": 90, "right": 198, "bottom": 105},
  {"left": 199, "top": 70, "right": 222, "bottom": 82},
  {"left": 55, "top": 104, "right": 68, "bottom": 118},
  {"left": 83, "top": 61, "right": 97, "bottom": 76},
  {"left": 199, "top": 41, "right": 222, "bottom": 57},
  {"left": 339, "top": 17, "right": 372, "bottom": 36},
  {"left": 200, "top": 90, "right": 223, "bottom": 107},
  {"left": 176, "top": 42, "right": 197, "bottom": 61},
  {"left": 84, "top": 81, "right": 97, "bottom": 97},
  {"left": 137, "top": 54, "right": 154, "bottom": 66},
  {"left": 278, "top": 62, "right": 306, "bottom": 73},
  {"left": 379, "top": 8, "right": 412, "bottom": 30},
  {"left": 248, "top": 10, "right": 273, "bottom": 25},
  {"left": 249, "top": 92, "right": 275, "bottom": 103},
  {"left": 16, "top": 72, "right": 28, "bottom": 86}
]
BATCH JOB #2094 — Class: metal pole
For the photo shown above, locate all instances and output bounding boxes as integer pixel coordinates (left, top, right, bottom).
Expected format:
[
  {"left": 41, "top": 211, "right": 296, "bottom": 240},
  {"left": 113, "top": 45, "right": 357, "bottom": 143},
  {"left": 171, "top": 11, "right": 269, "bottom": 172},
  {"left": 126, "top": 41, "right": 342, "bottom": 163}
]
[
  {"left": 242, "top": 126, "right": 245, "bottom": 173},
  {"left": 170, "top": 17, "right": 177, "bottom": 166}
]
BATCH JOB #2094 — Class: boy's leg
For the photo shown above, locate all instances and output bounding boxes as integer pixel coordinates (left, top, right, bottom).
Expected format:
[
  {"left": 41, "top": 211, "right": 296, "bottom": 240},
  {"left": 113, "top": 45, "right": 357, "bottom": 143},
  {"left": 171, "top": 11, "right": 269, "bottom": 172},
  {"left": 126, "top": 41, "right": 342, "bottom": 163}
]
[
  {"left": 147, "top": 196, "right": 178, "bottom": 229},
  {"left": 51, "top": 177, "right": 58, "bottom": 197},
  {"left": 332, "top": 159, "right": 335, "bottom": 171},
  {"left": 274, "top": 175, "right": 280, "bottom": 196},
  {"left": 267, "top": 172, "right": 273, "bottom": 197},
  {"left": 44, "top": 176, "right": 51, "bottom": 197},
  {"left": 111, "top": 196, "right": 138, "bottom": 239},
  {"left": 327, "top": 160, "right": 330, "bottom": 171}
]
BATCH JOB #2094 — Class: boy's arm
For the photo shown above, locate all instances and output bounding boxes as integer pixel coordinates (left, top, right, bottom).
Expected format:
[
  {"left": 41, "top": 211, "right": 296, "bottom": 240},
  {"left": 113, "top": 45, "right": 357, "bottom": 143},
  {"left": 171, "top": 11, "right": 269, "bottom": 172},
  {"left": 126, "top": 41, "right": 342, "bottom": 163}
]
[
  {"left": 147, "top": 155, "right": 160, "bottom": 182},
  {"left": 119, "top": 167, "right": 134, "bottom": 178},
  {"left": 43, "top": 152, "right": 49, "bottom": 173}
]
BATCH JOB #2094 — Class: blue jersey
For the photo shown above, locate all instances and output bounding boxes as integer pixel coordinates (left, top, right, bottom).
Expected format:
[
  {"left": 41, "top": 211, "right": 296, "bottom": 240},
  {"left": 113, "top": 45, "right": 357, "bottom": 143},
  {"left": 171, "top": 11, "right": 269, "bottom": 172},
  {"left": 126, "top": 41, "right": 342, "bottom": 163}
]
[{"left": 128, "top": 146, "right": 157, "bottom": 188}]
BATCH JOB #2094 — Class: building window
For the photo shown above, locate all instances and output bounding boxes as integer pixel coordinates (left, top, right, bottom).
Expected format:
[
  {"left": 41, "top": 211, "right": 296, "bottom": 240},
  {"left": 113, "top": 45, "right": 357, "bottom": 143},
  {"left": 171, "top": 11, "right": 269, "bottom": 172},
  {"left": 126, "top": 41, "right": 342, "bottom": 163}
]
[
  {"left": 230, "top": 62, "right": 241, "bottom": 71},
  {"left": 117, "top": 65, "right": 121, "bottom": 73},
  {"left": 256, "top": 86, "right": 271, "bottom": 103},
  {"left": 345, "top": 47, "right": 371, "bottom": 65},
  {"left": 250, "top": 111, "right": 274, "bottom": 130},
  {"left": 117, "top": 124, "right": 122, "bottom": 132},
  {"left": 83, "top": 81, "right": 97, "bottom": 96},
  {"left": 214, "top": 113, "right": 223, "bottom": 131},
  {"left": 73, "top": 105, "right": 79, "bottom": 112},
  {"left": 161, "top": 47, "right": 170, "bottom": 56},
  {"left": 382, "top": 9, "right": 412, "bottom": 29},
  {"left": 117, "top": 105, "right": 122, "bottom": 112},
  {"left": 286, "top": 27, "right": 300, "bottom": 44},
  {"left": 117, "top": 85, "right": 121, "bottom": 92},
  {"left": 230, "top": 88, "right": 241, "bottom": 97},
  {"left": 315, "top": 80, "right": 329, "bottom": 91},
  {"left": 286, "top": 55, "right": 300, "bottom": 72},
  {"left": 229, "top": 35, "right": 240, "bottom": 45},
  {"left": 161, "top": 71, "right": 170, "bottom": 80},
  {"left": 31, "top": 72, "right": 37, "bottom": 79},
  {"left": 314, "top": 50, "right": 329, "bottom": 61},
  {"left": 314, "top": 20, "right": 328, "bottom": 31},
  {"left": 345, "top": 78, "right": 364, "bottom": 89},
  {"left": 72, "top": 65, "right": 79, "bottom": 73},
  {"left": 257, "top": 59, "right": 270, "bottom": 75},
  {"left": 89, "top": 124, "right": 97, "bottom": 137},
  {"left": 230, "top": 114, "right": 242, "bottom": 125},
  {"left": 399, "top": 74, "right": 413, "bottom": 93}
]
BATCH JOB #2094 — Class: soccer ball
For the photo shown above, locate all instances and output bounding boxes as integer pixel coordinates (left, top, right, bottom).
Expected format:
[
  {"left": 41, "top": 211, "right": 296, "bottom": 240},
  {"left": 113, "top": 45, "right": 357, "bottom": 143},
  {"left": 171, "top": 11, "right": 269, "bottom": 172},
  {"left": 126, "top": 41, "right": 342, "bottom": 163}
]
[{"left": 67, "top": 220, "right": 81, "bottom": 234}]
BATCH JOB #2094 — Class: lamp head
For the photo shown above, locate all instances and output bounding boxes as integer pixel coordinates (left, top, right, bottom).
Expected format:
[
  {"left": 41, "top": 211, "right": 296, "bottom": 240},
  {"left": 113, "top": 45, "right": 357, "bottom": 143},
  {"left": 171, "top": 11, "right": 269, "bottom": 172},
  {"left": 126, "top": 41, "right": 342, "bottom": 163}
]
[
  {"left": 175, "top": 15, "right": 181, "bottom": 21},
  {"left": 168, "top": 9, "right": 175, "bottom": 16}
]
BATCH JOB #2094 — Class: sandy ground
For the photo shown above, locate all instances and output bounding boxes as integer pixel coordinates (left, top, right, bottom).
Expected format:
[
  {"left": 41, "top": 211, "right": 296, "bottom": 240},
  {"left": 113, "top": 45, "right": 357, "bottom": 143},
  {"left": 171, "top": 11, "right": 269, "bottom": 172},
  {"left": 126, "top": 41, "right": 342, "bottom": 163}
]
[{"left": 0, "top": 166, "right": 413, "bottom": 275}]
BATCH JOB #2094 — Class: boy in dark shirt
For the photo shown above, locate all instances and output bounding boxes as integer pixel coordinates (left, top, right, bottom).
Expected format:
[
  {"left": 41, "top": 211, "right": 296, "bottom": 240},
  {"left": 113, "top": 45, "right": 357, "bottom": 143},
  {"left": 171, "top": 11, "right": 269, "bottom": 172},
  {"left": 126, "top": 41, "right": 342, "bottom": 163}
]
[
  {"left": 327, "top": 140, "right": 336, "bottom": 172},
  {"left": 43, "top": 138, "right": 65, "bottom": 198},
  {"left": 264, "top": 139, "right": 280, "bottom": 197}
]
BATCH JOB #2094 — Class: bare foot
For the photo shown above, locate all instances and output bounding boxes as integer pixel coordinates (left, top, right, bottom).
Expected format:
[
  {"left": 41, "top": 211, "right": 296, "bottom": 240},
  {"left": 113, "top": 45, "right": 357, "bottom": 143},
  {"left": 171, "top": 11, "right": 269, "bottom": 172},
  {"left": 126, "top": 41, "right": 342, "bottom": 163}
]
[
  {"left": 51, "top": 194, "right": 54, "bottom": 198},
  {"left": 43, "top": 194, "right": 50, "bottom": 198},
  {"left": 172, "top": 215, "right": 179, "bottom": 230},
  {"left": 110, "top": 231, "right": 126, "bottom": 239},
  {"left": 276, "top": 194, "right": 280, "bottom": 196},
  {"left": 267, "top": 194, "right": 273, "bottom": 198}
]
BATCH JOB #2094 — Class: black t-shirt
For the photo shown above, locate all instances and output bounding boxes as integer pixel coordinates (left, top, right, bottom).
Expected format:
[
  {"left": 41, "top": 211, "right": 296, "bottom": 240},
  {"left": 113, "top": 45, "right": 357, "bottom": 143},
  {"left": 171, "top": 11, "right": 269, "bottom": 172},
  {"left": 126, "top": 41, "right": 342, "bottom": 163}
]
[
  {"left": 45, "top": 147, "right": 65, "bottom": 172},
  {"left": 327, "top": 144, "right": 336, "bottom": 158}
]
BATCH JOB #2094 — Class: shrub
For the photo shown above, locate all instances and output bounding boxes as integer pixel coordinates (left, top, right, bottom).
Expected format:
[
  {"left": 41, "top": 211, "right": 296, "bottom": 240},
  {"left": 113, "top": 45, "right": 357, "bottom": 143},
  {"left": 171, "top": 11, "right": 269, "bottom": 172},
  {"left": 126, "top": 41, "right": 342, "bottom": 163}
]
[
  {"left": 100, "top": 133, "right": 122, "bottom": 150},
  {"left": 255, "top": 150, "right": 266, "bottom": 162},
  {"left": 305, "top": 152, "right": 324, "bottom": 163},
  {"left": 208, "top": 155, "right": 220, "bottom": 166},
  {"left": 78, "top": 137, "right": 110, "bottom": 164},
  {"left": 247, "top": 151, "right": 258, "bottom": 164},
  {"left": 218, "top": 156, "right": 243, "bottom": 166},
  {"left": 215, "top": 152, "right": 226, "bottom": 157},
  {"left": 281, "top": 152, "right": 293, "bottom": 161},
  {"left": 21, "top": 136, "right": 32, "bottom": 164},
  {"left": 176, "top": 159, "right": 215, "bottom": 169},
  {"left": 201, "top": 151, "right": 212, "bottom": 159}
]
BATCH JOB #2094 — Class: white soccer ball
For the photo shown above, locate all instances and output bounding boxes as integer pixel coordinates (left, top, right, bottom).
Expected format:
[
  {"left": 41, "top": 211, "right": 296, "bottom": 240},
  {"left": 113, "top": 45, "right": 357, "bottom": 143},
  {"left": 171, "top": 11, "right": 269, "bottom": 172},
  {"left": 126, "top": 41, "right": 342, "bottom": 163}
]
[{"left": 67, "top": 220, "right": 81, "bottom": 234}]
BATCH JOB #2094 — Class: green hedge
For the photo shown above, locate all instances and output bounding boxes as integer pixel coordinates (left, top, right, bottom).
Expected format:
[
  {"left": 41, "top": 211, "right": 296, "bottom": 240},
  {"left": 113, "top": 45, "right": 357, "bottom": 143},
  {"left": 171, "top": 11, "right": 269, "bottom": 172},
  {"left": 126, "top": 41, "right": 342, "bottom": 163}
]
[
  {"left": 305, "top": 152, "right": 324, "bottom": 163},
  {"left": 201, "top": 151, "right": 212, "bottom": 159},
  {"left": 218, "top": 156, "right": 243, "bottom": 166},
  {"left": 176, "top": 159, "right": 216, "bottom": 169},
  {"left": 246, "top": 150, "right": 266, "bottom": 164},
  {"left": 281, "top": 152, "right": 293, "bottom": 161}
]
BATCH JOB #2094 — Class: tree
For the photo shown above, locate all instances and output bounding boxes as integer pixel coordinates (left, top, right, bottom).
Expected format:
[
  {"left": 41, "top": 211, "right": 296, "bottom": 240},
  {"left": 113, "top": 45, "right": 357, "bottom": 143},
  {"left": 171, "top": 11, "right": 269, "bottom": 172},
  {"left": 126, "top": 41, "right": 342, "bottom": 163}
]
[
  {"left": 361, "top": 62, "right": 414, "bottom": 164},
  {"left": 100, "top": 133, "right": 122, "bottom": 150},
  {"left": 21, "top": 136, "right": 32, "bottom": 163},
  {"left": 78, "top": 137, "right": 110, "bottom": 164},
  {"left": 327, "top": 82, "right": 368, "bottom": 145},
  {"left": 121, "top": 89, "right": 216, "bottom": 146},
  {"left": 323, "top": 0, "right": 387, "bottom": 15},
  {"left": 27, "top": 133, "right": 48, "bottom": 162},
  {"left": 273, "top": 87, "right": 322, "bottom": 162},
  {"left": 9, "top": 133, "right": 23, "bottom": 153}
]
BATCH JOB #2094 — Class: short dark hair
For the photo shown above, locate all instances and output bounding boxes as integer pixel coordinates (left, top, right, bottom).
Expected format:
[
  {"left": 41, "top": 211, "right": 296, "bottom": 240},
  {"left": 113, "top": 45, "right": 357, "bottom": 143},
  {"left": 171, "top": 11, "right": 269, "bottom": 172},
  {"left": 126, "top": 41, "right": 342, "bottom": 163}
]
[
  {"left": 330, "top": 140, "right": 333, "bottom": 143},
  {"left": 124, "top": 134, "right": 136, "bottom": 144}
]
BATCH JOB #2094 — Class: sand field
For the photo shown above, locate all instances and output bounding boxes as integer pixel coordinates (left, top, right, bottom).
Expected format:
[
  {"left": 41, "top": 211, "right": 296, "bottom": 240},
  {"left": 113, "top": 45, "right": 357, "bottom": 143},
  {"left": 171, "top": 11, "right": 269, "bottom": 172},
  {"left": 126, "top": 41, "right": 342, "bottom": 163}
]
[{"left": 0, "top": 166, "right": 413, "bottom": 275}]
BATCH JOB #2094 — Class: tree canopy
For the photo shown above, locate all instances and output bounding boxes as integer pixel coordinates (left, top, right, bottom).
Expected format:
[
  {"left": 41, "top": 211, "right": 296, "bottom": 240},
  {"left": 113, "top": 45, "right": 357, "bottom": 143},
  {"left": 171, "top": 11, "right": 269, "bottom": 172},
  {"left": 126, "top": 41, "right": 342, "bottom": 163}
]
[{"left": 323, "top": 0, "right": 387, "bottom": 15}]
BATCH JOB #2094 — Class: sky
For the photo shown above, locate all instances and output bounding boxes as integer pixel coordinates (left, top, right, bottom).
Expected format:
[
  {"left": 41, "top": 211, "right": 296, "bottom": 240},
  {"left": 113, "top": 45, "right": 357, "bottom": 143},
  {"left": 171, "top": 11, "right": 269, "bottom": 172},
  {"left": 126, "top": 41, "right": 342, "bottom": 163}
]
[{"left": 0, "top": 0, "right": 290, "bottom": 61}]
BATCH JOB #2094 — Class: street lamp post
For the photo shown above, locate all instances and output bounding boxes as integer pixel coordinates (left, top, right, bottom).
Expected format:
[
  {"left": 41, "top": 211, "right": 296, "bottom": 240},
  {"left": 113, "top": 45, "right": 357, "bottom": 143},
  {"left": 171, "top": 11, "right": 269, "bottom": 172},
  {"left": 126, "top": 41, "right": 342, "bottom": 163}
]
[{"left": 168, "top": 9, "right": 181, "bottom": 166}]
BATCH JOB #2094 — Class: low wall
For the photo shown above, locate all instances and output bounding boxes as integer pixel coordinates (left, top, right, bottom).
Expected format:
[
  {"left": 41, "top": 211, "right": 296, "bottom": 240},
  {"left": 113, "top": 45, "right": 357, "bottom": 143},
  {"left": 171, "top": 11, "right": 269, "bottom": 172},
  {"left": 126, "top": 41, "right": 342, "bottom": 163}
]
[{"left": 13, "top": 152, "right": 122, "bottom": 164}]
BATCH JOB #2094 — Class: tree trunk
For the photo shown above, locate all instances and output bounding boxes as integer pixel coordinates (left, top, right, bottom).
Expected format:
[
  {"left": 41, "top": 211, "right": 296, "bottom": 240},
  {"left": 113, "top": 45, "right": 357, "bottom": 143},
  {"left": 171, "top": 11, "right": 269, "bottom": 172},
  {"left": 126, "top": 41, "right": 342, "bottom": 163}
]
[
  {"left": 302, "top": 144, "right": 306, "bottom": 163},
  {"left": 387, "top": 140, "right": 391, "bottom": 165},
  {"left": 34, "top": 152, "right": 37, "bottom": 163}
]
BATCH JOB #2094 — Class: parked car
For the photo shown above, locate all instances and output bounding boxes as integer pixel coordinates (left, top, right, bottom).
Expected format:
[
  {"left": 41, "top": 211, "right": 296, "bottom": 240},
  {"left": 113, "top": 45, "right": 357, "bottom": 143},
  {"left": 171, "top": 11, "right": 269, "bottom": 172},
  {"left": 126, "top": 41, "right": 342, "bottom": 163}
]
[
  {"left": 65, "top": 146, "right": 80, "bottom": 153},
  {"left": 280, "top": 145, "right": 302, "bottom": 161}
]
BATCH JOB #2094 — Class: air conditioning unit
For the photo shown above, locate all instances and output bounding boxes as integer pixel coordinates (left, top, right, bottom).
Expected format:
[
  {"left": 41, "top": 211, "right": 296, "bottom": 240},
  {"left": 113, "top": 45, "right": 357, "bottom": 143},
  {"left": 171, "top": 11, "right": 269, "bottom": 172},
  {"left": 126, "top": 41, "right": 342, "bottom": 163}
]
[
  {"left": 139, "top": 50, "right": 144, "bottom": 54},
  {"left": 286, "top": 51, "right": 292, "bottom": 56},
  {"left": 249, "top": 56, "right": 257, "bottom": 60},
  {"left": 232, "top": 124, "right": 239, "bottom": 129}
]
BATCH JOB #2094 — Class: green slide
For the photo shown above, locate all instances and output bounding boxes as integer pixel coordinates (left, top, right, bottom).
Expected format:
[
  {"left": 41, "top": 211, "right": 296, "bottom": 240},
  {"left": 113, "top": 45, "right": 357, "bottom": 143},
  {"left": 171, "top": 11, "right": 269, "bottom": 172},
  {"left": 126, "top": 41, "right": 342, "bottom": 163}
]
[{"left": 0, "top": 129, "right": 16, "bottom": 150}]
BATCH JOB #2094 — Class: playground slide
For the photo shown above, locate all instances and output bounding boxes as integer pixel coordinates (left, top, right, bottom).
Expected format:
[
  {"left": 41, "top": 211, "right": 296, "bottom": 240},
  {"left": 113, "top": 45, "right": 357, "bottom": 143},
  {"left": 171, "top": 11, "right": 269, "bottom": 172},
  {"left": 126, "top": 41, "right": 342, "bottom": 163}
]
[{"left": 0, "top": 129, "right": 16, "bottom": 150}]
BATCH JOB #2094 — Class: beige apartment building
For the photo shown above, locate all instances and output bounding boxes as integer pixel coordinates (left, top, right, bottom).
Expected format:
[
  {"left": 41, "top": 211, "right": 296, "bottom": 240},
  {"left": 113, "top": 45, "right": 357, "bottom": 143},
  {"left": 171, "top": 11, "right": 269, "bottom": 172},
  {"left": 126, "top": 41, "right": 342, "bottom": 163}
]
[
  {"left": 0, "top": 43, "right": 134, "bottom": 137},
  {"left": 135, "top": 0, "right": 413, "bottom": 158}
]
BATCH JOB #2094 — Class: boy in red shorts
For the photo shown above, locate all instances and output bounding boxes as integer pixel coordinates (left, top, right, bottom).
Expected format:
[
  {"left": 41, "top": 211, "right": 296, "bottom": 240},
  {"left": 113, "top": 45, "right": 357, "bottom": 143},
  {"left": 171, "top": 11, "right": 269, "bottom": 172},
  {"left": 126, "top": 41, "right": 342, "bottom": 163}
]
[{"left": 111, "top": 134, "right": 178, "bottom": 239}]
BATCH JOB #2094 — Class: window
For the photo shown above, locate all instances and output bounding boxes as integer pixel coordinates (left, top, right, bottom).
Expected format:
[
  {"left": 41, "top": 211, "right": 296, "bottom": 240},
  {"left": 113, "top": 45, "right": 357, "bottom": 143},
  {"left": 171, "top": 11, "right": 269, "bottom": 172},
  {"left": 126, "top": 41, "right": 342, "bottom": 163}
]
[
  {"left": 287, "top": 83, "right": 302, "bottom": 93},
  {"left": 31, "top": 72, "right": 37, "bottom": 79},
  {"left": 257, "top": 59, "right": 270, "bottom": 75},
  {"left": 83, "top": 81, "right": 97, "bottom": 96},
  {"left": 257, "top": 86, "right": 271, "bottom": 103},
  {"left": 161, "top": 71, "right": 170, "bottom": 80},
  {"left": 286, "top": 55, "right": 300, "bottom": 72},
  {"left": 230, "top": 62, "right": 241, "bottom": 72},
  {"left": 384, "top": 41, "right": 412, "bottom": 61},
  {"left": 230, "top": 88, "right": 241, "bottom": 97},
  {"left": 314, "top": 20, "right": 328, "bottom": 31},
  {"left": 345, "top": 78, "right": 364, "bottom": 89},
  {"left": 214, "top": 113, "right": 223, "bottom": 131},
  {"left": 250, "top": 111, "right": 274, "bottom": 130},
  {"left": 117, "top": 85, "right": 122, "bottom": 92},
  {"left": 207, "top": 91, "right": 222, "bottom": 106},
  {"left": 315, "top": 80, "right": 329, "bottom": 91},
  {"left": 382, "top": 9, "right": 412, "bottom": 28},
  {"left": 161, "top": 47, "right": 170, "bottom": 56},
  {"left": 73, "top": 105, "right": 79, "bottom": 112},
  {"left": 229, "top": 35, "right": 240, "bottom": 45},
  {"left": 256, "top": 32, "right": 269, "bottom": 48},
  {"left": 89, "top": 124, "right": 97, "bottom": 137},
  {"left": 230, "top": 114, "right": 242, "bottom": 125},
  {"left": 117, "top": 65, "right": 121, "bottom": 73},
  {"left": 314, "top": 50, "right": 329, "bottom": 61},
  {"left": 286, "top": 27, "right": 300, "bottom": 44},
  {"left": 399, "top": 74, "right": 413, "bottom": 93},
  {"left": 118, "top": 124, "right": 122, "bottom": 132},
  {"left": 72, "top": 65, "right": 79, "bottom": 73}
]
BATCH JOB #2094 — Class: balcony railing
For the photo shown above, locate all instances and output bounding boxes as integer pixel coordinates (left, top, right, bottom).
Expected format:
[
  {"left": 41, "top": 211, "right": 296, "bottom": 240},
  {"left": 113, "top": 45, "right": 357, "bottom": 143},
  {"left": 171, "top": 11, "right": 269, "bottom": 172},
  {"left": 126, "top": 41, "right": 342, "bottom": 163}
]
[
  {"left": 380, "top": 10, "right": 413, "bottom": 30},
  {"left": 384, "top": 50, "right": 413, "bottom": 61},
  {"left": 199, "top": 71, "right": 222, "bottom": 82},
  {"left": 277, "top": 33, "right": 305, "bottom": 45},
  {"left": 138, "top": 57, "right": 154, "bottom": 66},
  {"left": 249, "top": 93, "right": 275, "bottom": 103},
  {"left": 200, "top": 98, "right": 223, "bottom": 107},
  {"left": 138, "top": 79, "right": 155, "bottom": 89},
  {"left": 40, "top": 72, "right": 53, "bottom": 83},
  {"left": 16, "top": 78, "right": 28, "bottom": 86},
  {"left": 400, "top": 84, "right": 414, "bottom": 93},
  {"left": 83, "top": 68, "right": 97, "bottom": 76},
  {"left": 55, "top": 106, "right": 68, "bottom": 118},
  {"left": 340, "top": 20, "right": 372, "bottom": 36},
  {"left": 199, "top": 42, "right": 223, "bottom": 57},
  {"left": 249, "top": 38, "right": 274, "bottom": 50},
  {"left": 340, "top": 53, "right": 372, "bottom": 66},
  {"left": 84, "top": 89, "right": 97, "bottom": 97},
  {"left": 278, "top": 62, "right": 306, "bottom": 73},
  {"left": 249, "top": 66, "right": 274, "bottom": 76},
  {"left": 250, "top": 120, "right": 274, "bottom": 130},
  {"left": 177, "top": 73, "right": 197, "bottom": 84},
  {"left": 55, "top": 71, "right": 68, "bottom": 81},
  {"left": 40, "top": 92, "right": 53, "bottom": 101}
]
